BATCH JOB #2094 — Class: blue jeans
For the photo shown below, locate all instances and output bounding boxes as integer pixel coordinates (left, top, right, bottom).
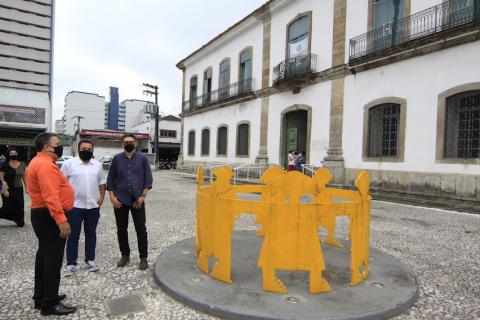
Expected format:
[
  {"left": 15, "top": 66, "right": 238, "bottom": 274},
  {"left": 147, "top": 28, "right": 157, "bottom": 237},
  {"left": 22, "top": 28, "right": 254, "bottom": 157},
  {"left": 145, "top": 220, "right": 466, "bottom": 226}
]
[{"left": 66, "top": 207, "right": 100, "bottom": 266}]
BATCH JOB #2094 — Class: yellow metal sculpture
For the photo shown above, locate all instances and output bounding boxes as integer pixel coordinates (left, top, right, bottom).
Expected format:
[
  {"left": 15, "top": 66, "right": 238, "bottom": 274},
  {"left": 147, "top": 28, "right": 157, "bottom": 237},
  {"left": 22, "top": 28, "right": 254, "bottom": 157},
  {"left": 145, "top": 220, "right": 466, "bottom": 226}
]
[{"left": 195, "top": 165, "right": 371, "bottom": 294}]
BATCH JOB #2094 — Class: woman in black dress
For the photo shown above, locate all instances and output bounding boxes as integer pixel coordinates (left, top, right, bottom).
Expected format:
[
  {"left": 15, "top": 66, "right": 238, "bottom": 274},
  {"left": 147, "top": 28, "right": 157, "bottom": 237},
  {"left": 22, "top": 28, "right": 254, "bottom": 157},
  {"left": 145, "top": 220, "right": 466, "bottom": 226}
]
[{"left": 0, "top": 147, "right": 27, "bottom": 227}]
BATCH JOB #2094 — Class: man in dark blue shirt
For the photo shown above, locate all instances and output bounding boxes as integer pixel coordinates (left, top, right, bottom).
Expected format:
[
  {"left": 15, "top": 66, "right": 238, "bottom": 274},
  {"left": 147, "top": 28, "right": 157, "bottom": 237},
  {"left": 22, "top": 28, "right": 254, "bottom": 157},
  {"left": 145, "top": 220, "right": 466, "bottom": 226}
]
[{"left": 107, "top": 134, "right": 153, "bottom": 270}]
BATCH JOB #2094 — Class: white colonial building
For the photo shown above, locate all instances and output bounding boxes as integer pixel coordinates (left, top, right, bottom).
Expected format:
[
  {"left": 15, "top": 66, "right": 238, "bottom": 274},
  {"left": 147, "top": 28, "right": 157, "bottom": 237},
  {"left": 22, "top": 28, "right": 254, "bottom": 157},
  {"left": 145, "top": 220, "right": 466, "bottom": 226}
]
[{"left": 177, "top": 0, "right": 480, "bottom": 205}]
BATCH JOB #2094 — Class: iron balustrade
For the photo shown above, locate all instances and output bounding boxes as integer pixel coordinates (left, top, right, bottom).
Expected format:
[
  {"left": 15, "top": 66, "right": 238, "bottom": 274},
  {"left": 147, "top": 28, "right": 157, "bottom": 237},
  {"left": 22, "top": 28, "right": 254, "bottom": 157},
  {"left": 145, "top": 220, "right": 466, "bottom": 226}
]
[
  {"left": 183, "top": 78, "right": 254, "bottom": 113},
  {"left": 273, "top": 53, "right": 318, "bottom": 85},
  {"left": 349, "top": 0, "right": 480, "bottom": 61}
]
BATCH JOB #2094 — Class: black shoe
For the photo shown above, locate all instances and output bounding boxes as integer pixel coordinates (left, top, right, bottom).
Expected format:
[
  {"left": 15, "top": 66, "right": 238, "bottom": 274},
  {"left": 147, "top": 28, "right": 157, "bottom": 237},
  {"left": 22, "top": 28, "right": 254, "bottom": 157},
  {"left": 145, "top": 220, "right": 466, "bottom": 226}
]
[
  {"left": 34, "top": 294, "right": 67, "bottom": 309},
  {"left": 40, "top": 303, "right": 76, "bottom": 316},
  {"left": 116, "top": 256, "right": 130, "bottom": 267},
  {"left": 139, "top": 258, "right": 148, "bottom": 270},
  {"left": 16, "top": 220, "right": 25, "bottom": 227}
]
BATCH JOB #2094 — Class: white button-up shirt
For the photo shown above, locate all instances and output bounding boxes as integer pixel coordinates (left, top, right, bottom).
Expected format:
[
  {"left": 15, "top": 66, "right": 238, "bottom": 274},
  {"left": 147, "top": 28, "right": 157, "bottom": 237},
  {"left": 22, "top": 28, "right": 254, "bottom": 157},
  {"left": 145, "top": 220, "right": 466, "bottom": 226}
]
[{"left": 61, "top": 157, "right": 106, "bottom": 209}]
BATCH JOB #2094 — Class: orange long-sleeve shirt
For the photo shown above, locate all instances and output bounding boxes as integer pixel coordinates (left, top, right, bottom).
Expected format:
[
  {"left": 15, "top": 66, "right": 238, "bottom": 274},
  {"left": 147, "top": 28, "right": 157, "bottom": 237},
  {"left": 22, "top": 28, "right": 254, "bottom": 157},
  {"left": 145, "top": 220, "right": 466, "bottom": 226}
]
[{"left": 26, "top": 152, "right": 74, "bottom": 225}]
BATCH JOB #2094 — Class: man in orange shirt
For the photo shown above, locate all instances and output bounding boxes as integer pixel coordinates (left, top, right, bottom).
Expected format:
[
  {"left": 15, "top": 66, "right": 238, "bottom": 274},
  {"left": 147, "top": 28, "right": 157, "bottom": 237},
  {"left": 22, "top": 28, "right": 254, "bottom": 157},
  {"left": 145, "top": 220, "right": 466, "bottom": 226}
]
[{"left": 26, "top": 132, "right": 77, "bottom": 316}]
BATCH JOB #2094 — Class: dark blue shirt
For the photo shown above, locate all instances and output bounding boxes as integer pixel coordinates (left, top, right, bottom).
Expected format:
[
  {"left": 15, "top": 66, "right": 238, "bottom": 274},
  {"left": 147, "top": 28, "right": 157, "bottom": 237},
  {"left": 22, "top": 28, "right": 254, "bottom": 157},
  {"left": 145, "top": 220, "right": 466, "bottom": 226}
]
[{"left": 106, "top": 152, "right": 153, "bottom": 206}]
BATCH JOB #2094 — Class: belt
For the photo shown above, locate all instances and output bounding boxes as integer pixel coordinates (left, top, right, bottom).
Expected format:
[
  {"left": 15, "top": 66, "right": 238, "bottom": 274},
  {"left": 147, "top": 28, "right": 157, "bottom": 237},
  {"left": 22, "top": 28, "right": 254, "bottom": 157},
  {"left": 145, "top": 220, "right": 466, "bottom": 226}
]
[{"left": 31, "top": 207, "right": 49, "bottom": 213}]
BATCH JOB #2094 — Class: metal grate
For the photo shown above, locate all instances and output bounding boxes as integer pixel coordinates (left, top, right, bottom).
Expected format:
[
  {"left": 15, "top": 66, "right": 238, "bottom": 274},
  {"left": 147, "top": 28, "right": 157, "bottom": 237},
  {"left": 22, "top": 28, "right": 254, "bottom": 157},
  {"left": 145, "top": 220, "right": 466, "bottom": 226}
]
[
  {"left": 349, "top": 0, "right": 480, "bottom": 61},
  {"left": 183, "top": 78, "right": 254, "bottom": 113},
  {"left": 0, "top": 104, "right": 46, "bottom": 125},
  {"left": 272, "top": 53, "right": 318, "bottom": 85},
  {"left": 368, "top": 103, "right": 400, "bottom": 157},
  {"left": 445, "top": 91, "right": 480, "bottom": 158}
]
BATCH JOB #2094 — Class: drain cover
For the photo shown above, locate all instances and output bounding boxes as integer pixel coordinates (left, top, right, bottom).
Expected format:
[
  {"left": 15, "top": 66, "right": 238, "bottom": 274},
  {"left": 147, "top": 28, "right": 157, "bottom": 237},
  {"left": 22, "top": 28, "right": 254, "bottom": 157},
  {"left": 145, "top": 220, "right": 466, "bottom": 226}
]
[{"left": 104, "top": 293, "right": 146, "bottom": 316}]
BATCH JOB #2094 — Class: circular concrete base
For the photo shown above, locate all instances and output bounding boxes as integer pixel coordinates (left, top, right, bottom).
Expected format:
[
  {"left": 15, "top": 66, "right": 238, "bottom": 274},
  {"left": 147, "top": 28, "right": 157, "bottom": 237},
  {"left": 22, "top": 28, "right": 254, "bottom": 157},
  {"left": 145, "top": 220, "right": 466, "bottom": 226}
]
[{"left": 154, "top": 231, "right": 417, "bottom": 320}]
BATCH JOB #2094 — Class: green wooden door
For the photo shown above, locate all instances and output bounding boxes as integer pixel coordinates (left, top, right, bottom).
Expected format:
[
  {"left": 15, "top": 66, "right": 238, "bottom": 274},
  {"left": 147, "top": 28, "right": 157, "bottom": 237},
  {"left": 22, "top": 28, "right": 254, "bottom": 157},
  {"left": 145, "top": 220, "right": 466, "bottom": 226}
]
[{"left": 286, "top": 128, "right": 298, "bottom": 164}]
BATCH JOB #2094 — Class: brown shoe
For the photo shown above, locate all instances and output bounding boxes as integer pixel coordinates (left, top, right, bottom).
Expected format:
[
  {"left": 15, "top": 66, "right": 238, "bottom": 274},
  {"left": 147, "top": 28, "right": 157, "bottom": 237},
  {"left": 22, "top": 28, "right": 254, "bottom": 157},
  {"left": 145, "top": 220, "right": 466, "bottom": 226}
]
[
  {"left": 139, "top": 258, "right": 148, "bottom": 270},
  {"left": 116, "top": 256, "right": 130, "bottom": 267}
]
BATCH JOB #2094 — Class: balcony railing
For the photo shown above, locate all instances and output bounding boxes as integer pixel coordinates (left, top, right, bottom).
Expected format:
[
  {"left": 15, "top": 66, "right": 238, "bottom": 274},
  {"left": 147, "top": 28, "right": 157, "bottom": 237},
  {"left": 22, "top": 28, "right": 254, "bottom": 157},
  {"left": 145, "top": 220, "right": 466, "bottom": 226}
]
[
  {"left": 183, "top": 78, "right": 254, "bottom": 113},
  {"left": 273, "top": 53, "right": 318, "bottom": 85},
  {"left": 349, "top": 0, "right": 480, "bottom": 62}
]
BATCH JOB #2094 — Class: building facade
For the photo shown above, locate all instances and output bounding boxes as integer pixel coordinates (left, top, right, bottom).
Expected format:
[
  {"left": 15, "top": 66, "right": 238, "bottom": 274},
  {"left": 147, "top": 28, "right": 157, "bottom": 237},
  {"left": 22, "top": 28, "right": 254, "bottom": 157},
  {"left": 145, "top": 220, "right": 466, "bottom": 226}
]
[
  {"left": 177, "top": 0, "right": 480, "bottom": 203},
  {"left": 0, "top": 0, "right": 55, "bottom": 160},
  {"left": 131, "top": 115, "right": 181, "bottom": 161},
  {"left": 62, "top": 91, "right": 105, "bottom": 135},
  {"left": 122, "top": 99, "right": 156, "bottom": 132}
]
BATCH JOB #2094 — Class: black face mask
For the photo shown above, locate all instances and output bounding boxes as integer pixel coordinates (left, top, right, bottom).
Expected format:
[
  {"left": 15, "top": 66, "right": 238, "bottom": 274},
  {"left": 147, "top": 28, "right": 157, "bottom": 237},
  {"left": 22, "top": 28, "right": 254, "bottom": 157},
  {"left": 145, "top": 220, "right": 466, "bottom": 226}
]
[
  {"left": 49, "top": 145, "right": 63, "bottom": 158},
  {"left": 79, "top": 150, "right": 93, "bottom": 161},
  {"left": 124, "top": 143, "right": 135, "bottom": 152},
  {"left": 8, "top": 155, "right": 18, "bottom": 161}
]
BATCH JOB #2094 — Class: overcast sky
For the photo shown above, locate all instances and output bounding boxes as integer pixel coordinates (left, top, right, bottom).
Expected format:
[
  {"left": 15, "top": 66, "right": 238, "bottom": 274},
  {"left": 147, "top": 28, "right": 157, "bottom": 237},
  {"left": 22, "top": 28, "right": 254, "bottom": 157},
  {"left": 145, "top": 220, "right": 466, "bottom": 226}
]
[{"left": 52, "top": 0, "right": 266, "bottom": 122}]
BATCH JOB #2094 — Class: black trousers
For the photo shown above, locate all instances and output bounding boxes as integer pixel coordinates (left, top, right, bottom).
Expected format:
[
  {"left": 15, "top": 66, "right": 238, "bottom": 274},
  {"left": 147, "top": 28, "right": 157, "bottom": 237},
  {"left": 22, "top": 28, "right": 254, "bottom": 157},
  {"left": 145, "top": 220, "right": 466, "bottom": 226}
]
[
  {"left": 114, "top": 204, "right": 148, "bottom": 258},
  {"left": 0, "top": 187, "right": 24, "bottom": 225},
  {"left": 31, "top": 208, "right": 66, "bottom": 308}
]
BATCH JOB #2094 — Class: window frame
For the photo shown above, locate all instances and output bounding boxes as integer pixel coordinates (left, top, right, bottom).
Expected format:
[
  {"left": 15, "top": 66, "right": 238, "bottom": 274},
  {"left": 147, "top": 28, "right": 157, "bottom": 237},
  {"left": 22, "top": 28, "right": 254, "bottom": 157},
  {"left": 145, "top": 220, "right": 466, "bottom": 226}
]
[
  {"left": 187, "top": 130, "right": 196, "bottom": 156},
  {"left": 362, "top": 97, "right": 406, "bottom": 162},
  {"left": 216, "top": 124, "right": 229, "bottom": 157},
  {"left": 203, "top": 67, "right": 213, "bottom": 104},
  {"left": 285, "top": 11, "right": 312, "bottom": 60},
  {"left": 436, "top": 83, "right": 480, "bottom": 164},
  {"left": 189, "top": 75, "right": 198, "bottom": 107},
  {"left": 201, "top": 127, "right": 210, "bottom": 156},
  {"left": 236, "top": 121, "right": 251, "bottom": 158}
]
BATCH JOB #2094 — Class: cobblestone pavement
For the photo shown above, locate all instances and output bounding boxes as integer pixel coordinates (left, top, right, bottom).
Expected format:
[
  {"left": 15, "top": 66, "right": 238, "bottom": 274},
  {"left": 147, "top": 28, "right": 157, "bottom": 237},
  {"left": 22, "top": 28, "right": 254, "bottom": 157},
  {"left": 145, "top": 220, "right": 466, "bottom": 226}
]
[{"left": 0, "top": 171, "right": 479, "bottom": 320}]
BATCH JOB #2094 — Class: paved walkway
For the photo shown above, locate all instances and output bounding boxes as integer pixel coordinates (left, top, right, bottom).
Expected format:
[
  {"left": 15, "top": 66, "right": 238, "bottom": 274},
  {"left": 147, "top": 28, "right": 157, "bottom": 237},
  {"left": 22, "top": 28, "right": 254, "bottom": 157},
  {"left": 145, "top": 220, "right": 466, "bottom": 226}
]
[{"left": 0, "top": 171, "right": 478, "bottom": 319}]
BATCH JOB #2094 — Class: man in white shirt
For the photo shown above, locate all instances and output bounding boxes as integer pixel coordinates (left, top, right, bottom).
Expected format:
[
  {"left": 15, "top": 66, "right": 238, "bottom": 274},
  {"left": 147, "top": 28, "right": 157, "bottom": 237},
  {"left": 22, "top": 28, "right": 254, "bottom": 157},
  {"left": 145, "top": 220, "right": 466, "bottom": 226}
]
[{"left": 61, "top": 140, "right": 106, "bottom": 276}]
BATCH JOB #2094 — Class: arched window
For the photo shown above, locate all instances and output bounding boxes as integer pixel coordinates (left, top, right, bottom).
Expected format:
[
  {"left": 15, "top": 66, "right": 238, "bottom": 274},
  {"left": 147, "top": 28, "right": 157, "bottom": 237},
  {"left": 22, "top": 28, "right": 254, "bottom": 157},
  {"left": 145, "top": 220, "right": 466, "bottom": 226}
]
[
  {"left": 201, "top": 128, "right": 210, "bottom": 156},
  {"left": 190, "top": 76, "right": 198, "bottom": 107},
  {"left": 203, "top": 68, "right": 212, "bottom": 104},
  {"left": 288, "top": 15, "right": 309, "bottom": 59},
  {"left": 217, "top": 126, "right": 228, "bottom": 156},
  {"left": 219, "top": 59, "right": 230, "bottom": 99},
  {"left": 445, "top": 90, "right": 480, "bottom": 158},
  {"left": 188, "top": 131, "right": 195, "bottom": 156},
  {"left": 239, "top": 48, "right": 252, "bottom": 93},
  {"left": 236, "top": 123, "right": 250, "bottom": 156},
  {"left": 367, "top": 103, "right": 400, "bottom": 157}
]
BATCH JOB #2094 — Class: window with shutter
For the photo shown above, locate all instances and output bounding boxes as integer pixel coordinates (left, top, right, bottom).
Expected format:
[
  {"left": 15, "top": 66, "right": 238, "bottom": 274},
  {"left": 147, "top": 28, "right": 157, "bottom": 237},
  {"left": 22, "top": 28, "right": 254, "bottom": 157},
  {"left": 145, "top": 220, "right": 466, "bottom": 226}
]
[
  {"left": 237, "top": 123, "right": 249, "bottom": 156},
  {"left": 201, "top": 129, "right": 210, "bottom": 156},
  {"left": 188, "top": 131, "right": 195, "bottom": 156},
  {"left": 217, "top": 126, "right": 228, "bottom": 156}
]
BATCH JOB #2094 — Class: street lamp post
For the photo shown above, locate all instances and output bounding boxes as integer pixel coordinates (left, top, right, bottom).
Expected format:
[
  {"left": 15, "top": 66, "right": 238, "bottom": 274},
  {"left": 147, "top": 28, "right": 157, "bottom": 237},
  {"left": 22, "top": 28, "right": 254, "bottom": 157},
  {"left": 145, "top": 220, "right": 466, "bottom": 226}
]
[{"left": 142, "top": 83, "right": 159, "bottom": 170}]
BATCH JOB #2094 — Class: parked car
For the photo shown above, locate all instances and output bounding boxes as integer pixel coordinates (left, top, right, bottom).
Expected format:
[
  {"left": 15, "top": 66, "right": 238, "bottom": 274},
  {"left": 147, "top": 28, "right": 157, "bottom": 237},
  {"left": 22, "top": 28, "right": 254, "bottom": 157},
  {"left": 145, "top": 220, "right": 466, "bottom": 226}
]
[
  {"left": 99, "top": 155, "right": 113, "bottom": 170},
  {"left": 55, "top": 156, "right": 73, "bottom": 168}
]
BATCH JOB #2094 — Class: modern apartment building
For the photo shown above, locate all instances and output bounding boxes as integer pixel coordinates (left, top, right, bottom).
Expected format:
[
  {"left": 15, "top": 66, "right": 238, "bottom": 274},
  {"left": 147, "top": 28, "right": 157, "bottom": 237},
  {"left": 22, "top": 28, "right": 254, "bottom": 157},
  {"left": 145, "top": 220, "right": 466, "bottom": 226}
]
[
  {"left": 0, "top": 0, "right": 55, "bottom": 160},
  {"left": 104, "top": 87, "right": 125, "bottom": 131},
  {"left": 177, "top": 0, "right": 480, "bottom": 204},
  {"left": 62, "top": 91, "right": 105, "bottom": 135}
]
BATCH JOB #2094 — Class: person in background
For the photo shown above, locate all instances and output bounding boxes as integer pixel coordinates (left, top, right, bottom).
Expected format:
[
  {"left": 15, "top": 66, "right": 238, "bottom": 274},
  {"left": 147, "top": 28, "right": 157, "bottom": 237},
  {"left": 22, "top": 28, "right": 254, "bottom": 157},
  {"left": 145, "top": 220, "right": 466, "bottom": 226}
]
[
  {"left": 295, "top": 151, "right": 306, "bottom": 172},
  {"left": 26, "top": 132, "right": 76, "bottom": 316},
  {"left": 61, "top": 140, "right": 106, "bottom": 277},
  {"left": 0, "top": 147, "right": 27, "bottom": 227},
  {"left": 107, "top": 134, "right": 153, "bottom": 270},
  {"left": 287, "top": 150, "right": 295, "bottom": 171}
]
